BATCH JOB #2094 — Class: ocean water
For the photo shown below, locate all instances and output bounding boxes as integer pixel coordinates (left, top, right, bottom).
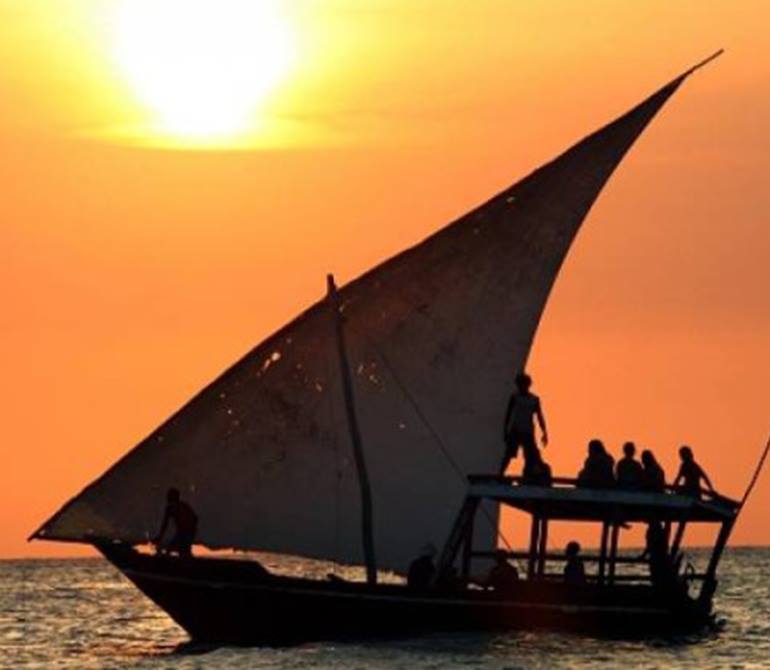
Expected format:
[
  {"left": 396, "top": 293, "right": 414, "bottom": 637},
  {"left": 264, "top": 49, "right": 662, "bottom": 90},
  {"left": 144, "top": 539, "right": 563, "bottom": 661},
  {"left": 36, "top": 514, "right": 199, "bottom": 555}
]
[{"left": 2, "top": 548, "right": 769, "bottom": 669}]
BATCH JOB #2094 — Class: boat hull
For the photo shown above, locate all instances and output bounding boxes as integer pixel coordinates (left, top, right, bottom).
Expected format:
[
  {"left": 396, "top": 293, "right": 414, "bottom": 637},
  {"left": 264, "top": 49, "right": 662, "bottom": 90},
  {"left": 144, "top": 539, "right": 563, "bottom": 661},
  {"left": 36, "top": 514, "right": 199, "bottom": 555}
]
[{"left": 98, "top": 543, "right": 712, "bottom": 645}]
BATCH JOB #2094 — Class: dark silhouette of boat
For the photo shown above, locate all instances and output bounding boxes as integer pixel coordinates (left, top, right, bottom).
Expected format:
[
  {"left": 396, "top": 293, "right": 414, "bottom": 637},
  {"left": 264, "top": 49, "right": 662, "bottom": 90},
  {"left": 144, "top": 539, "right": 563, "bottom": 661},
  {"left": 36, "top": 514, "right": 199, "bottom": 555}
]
[
  {"left": 31, "top": 50, "right": 769, "bottom": 644},
  {"left": 94, "top": 475, "right": 741, "bottom": 643}
]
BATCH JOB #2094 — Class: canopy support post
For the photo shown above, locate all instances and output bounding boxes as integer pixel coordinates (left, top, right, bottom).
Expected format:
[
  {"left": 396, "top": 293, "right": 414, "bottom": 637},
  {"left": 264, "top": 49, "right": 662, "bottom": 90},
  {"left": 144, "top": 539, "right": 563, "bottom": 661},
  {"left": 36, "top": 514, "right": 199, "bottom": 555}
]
[
  {"left": 527, "top": 516, "right": 540, "bottom": 580},
  {"left": 700, "top": 518, "right": 734, "bottom": 605},
  {"left": 536, "top": 519, "right": 549, "bottom": 578},
  {"left": 327, "top": 274, "right": 377, "bottom": 585},
  {"left": 608, "top": 524, "right": 620, "bottom": 585},
  {"left": 436, "top": 496, "right": 479, "bottom": 585},
  {"left": 598, "top": 522, "right": 610, "bottom": 585},
  {"left": 670, "top": 520, "right": 687, "bottom": 559}
]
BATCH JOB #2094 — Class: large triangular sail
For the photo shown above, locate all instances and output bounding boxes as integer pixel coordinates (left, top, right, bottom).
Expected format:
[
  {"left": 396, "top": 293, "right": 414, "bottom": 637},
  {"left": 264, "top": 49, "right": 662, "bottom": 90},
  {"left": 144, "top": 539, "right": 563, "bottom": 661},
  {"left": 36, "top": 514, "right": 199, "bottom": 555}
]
[{"left": 33, "top": 59, "right": 716, "bottom": 572}]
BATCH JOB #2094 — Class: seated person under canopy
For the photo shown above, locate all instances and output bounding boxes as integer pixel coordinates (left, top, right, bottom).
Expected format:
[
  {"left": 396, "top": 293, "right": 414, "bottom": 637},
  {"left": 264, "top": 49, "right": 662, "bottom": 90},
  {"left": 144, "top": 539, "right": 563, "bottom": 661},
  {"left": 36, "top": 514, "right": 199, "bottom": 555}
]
[
  {"left": 563, "top": 541, "right": 586, "bottom": 585},
  {"left": 407, "top": 543, "right": 436, "bottom": 589},
  {"left": 484, "top": 550, "right": 520, "bottom": 593},
  {"left": 642, "top": 521, "right": 682, "bottom": 590}
]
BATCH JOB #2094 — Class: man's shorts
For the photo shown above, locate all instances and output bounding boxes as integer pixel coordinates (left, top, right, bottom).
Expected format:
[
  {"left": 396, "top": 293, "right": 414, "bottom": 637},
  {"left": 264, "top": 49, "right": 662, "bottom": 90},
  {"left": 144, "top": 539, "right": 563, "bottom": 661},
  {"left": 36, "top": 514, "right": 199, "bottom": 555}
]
[{"left": 506, "top": 431, "right": 537, "bottom": 461}]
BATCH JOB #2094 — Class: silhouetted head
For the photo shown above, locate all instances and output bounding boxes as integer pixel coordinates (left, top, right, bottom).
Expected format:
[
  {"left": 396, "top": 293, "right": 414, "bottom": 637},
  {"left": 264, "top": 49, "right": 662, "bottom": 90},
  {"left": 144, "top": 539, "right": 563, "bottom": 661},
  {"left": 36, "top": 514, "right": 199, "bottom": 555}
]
[
  {"left": 515, "top": 372, "right": 532, "bottom": 392},
  {"left": 679, "top": 445, "right": 694, "bottom": 462},
  {"left": 566, "top": 541, "right": 581, "bottom": 557},
  {"left": 588, "top": 439, "right": 605, "bottom": 457},
  {"left": 420, "top": 543, "right": 437, "bottom": 559},
  {"left": 166, "top": 487, "right": 181, "bottom": 504},
  {"left": 623, "top": 441, "right": 636, "bottom": 458},
  {"left": 641, "top": 450, "right": 656, "bottom": 467},
  {"left": 494, "top": 549, "right": 509, "bottom": 564}
]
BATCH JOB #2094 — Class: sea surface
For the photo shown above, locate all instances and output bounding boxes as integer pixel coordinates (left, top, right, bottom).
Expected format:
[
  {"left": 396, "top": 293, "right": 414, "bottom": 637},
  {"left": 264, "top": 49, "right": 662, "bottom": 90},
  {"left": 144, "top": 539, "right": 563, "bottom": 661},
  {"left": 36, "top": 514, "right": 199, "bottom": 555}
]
[{"left": 2, "top": 548, "right": 769, "bottom": 669}]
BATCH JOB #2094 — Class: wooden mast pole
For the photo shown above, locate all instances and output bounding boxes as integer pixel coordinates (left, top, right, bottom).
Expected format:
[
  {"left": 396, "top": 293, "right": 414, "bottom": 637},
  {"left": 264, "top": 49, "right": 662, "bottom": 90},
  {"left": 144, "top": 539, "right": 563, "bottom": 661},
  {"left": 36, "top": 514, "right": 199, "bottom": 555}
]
[
  {"left": 327, "top": 274, "right": 377, "bottom": 584},
  {"left": 597, "top": 522, "right": 610, "bottom": 586}
]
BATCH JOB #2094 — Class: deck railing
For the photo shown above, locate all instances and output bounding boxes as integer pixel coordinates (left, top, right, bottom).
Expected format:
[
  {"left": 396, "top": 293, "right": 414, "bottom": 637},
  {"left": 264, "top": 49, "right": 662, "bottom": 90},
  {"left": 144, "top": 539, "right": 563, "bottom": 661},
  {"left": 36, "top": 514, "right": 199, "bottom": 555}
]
[
  {"left": 472, "top": 550, "right": 649, "bottom": 564},
  {"left": 467, "top": 473, "right": 739, "bottom": 507},
  {"left": 469, "top": 550, "right": 709, "bottom": 584}
]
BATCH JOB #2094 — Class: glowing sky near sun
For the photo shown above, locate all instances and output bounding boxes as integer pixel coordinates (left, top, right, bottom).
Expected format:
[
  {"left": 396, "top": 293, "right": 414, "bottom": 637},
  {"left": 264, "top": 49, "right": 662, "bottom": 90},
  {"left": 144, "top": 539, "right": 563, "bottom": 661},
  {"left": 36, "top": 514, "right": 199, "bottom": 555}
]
[{"left": 110, "top": 1, "right": 296, "bottom": 142}]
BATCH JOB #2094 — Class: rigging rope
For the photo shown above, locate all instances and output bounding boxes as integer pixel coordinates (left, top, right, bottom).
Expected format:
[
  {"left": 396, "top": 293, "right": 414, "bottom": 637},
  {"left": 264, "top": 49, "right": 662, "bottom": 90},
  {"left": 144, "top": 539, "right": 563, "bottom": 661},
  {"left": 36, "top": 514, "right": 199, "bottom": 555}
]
[
  {"left": 740, "top": 432, "right": 770, "bottom": 509},
  {"left": 323, "top": 327, "right": 344, "bottom": 574},
  {"left": 349, "top": 322, "right": 513, "bottom": 552}
]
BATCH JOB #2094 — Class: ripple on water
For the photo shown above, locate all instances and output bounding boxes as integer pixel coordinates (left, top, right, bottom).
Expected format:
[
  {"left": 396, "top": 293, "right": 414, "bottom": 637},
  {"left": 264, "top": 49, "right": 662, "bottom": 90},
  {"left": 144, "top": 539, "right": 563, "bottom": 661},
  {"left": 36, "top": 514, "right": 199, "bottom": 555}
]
[{"left": 1, "top": 549, "right": 769, "bottom": 669}]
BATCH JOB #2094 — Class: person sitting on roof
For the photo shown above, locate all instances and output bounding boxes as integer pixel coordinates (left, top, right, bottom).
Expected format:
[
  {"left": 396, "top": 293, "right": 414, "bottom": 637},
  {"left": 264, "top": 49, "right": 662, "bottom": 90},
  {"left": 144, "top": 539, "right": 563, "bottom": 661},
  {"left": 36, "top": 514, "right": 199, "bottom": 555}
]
[
  {"left": 576, "top": 439, "right": 615, "bottom": 488},
  {"left": 616, "top": 441, "right": 644, "bottom": 490},
  {"left": 673, "top": 446, "right": 714, "bottom": 498},
  {"left": 501, "top": 372, "right": 548, "bottom": 475},
  {"left": 640, "top": 450, "right": 666, "bottom": 493},
  {"left": 563, "top": 541, "right": 586, "bottom": 585},
  {"left": 154, "top": 487, "right": 198, "bottom": 557},
  {"left": 485, "top": 549, "right": 520, "bottom": 594},
  {"left": 522, "top": 448, "right": 553, "bottom": 486},
  {"left": 407, "top": 543, "right": 436, "bottom": 589}
]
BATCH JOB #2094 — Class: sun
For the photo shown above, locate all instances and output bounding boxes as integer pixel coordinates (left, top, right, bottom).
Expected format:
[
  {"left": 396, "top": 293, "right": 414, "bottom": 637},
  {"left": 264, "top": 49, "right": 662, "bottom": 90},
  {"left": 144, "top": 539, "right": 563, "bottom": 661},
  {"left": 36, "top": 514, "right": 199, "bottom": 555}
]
[{"left": 111, "top": 0, "right": 295, "bottom": 142}]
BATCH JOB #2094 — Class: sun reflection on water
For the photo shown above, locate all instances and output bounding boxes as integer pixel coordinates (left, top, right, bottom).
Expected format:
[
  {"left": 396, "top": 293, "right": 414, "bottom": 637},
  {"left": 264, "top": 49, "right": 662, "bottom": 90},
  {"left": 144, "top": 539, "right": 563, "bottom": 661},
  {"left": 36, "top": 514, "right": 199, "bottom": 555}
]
[{"left": 3, "top": 549, "right": 770, "bottom": 668}]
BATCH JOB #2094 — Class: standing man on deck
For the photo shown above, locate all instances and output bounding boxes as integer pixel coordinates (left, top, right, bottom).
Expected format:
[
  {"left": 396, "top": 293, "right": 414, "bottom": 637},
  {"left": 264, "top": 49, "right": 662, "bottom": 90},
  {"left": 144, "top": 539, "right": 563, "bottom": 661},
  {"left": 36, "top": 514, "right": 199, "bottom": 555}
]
[{"left": 501, "top": 372, "right": 548, "bottom": 474}]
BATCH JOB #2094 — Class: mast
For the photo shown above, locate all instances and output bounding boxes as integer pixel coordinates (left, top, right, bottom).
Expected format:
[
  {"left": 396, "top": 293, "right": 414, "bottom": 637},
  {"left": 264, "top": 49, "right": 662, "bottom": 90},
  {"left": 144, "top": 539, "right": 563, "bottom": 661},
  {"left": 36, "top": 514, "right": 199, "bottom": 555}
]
[{"left": 327, "top": 273, "right": 377, "bottom": 584}]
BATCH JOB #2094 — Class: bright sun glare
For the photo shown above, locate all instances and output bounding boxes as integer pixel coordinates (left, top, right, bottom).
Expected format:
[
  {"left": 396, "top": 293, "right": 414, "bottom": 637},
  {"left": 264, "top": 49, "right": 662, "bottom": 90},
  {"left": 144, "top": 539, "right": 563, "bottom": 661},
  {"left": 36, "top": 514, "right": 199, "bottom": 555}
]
[{"left": 112, "top": 0, "right": 295, "bottom": 143}]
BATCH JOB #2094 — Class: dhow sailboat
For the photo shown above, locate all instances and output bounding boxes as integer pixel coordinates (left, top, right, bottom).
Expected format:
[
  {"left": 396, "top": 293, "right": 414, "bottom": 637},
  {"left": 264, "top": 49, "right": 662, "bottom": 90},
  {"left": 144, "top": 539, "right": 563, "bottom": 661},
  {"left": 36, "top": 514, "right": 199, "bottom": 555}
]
[{"left": 32, "top": 52, "right": 766, "bottom": 644}]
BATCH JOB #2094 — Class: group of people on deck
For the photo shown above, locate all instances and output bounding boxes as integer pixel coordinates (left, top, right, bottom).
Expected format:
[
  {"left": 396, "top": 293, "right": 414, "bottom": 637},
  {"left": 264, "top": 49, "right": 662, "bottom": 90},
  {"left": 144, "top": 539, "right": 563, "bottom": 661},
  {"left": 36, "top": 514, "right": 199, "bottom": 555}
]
[{"left": 503, "top": 372, "right": 715, "bottom": 497}]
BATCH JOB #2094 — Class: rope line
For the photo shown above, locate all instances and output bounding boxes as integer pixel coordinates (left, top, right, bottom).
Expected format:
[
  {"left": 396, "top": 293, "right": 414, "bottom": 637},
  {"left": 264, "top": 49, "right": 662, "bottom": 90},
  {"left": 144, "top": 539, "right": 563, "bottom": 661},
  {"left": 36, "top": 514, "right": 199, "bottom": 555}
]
[
  {"left": 349, "top": 322, "right": 513, "bottom": 552},
  {"left": 740, "top": 432, "right": 770, "bottom": 509},
  {"left": 323, "top": 325, "right": 344, "bottom": 573}
]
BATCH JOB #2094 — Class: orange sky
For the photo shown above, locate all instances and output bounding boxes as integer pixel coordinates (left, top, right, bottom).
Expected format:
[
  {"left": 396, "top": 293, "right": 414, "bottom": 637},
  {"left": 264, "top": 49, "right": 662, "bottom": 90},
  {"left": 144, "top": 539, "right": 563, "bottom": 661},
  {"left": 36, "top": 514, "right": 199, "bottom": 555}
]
[{"left": 1, "top": 1, "right": 768, "bottom": 558}]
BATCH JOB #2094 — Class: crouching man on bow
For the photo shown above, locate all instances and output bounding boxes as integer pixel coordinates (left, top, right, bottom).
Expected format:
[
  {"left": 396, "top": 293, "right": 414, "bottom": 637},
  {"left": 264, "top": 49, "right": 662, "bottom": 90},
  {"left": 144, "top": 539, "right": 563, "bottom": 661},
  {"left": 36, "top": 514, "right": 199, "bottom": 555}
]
[{"left": 153, "top": 487, "right": 198, "bottom": 558}]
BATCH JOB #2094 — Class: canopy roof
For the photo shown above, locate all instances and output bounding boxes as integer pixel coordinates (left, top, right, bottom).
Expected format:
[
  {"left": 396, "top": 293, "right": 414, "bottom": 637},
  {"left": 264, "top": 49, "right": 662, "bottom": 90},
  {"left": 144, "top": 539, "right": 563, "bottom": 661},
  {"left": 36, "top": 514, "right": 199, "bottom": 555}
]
[{"left": 467, "top": 477, "right": 740, "bottom": 523}]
